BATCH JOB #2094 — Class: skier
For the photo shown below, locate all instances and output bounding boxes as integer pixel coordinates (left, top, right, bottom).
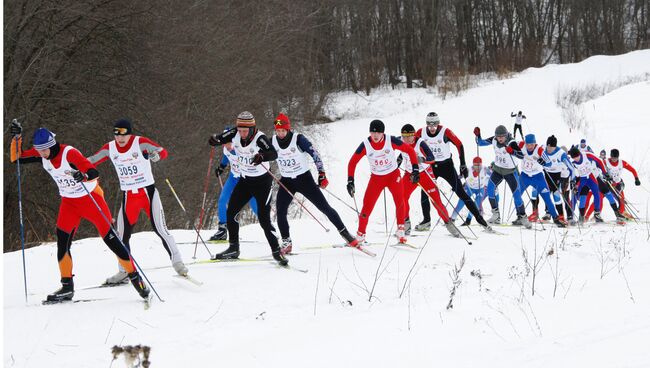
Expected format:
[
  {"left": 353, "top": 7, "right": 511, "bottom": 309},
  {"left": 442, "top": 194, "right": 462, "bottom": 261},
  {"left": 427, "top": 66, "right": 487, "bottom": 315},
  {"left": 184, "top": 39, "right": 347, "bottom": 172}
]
[
  {"left": 528, "top": 135, "right": 574, "bottom": 223},
  {"left": 576, "top": 139, "right": 593, "bottom": 153},
  {"left": 517, "top": 134, "right": 567, "bottom": 227},
  {"left": 271, "top": 113, "right": 358, "bottom": 254},
  {"left": 88, "top": 119, "right": 188, "bottom": 284},
  {"left": 568, "top": 146, "right": 623, "bottom": 223},
  {"left": 398, "top": 124, "right": 459, "bottom": 237},
  {"left": 8, "top": 122, "right": 149, "bottom": 302},
  {"left": 599, "top": 149, "right": 607, "bottom": 161},
  {"left": 604, "top": 149, "right": 640, "bottom": 218},
  {"left": 347, "top": 119, "right": 420, "bottom": 244},
  {"left": 510, "top": 111, "right": 526, "bottom": 140},
  {"left": 210, "top": 130, "right": 258, "bottom": 242},
  {"left": 416, "top": 112, "right": 493, "bottom": 231},
  {"left": 450, "top": 157, "right": 494, "bottom": 226},
  {"left": 207, "top": 111, "right": 288, "bottom": 265},
  {"left": 474, "top": 125, "right": 528, "bottom": 227}
]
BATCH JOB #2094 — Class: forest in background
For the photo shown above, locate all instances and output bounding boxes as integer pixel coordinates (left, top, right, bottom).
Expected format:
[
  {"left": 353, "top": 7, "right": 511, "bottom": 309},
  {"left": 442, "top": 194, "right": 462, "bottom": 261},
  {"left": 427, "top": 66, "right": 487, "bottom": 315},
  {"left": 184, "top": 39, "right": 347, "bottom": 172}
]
[{"left": 4, "top": 0, "right": 648, "bottom": 251}]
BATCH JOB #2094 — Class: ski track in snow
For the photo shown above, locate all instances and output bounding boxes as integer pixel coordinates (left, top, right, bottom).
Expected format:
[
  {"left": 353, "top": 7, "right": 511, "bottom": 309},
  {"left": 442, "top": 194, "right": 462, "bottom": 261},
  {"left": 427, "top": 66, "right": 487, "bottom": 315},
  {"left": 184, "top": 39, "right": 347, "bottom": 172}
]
[{"left": 5, "top": 50, "right": 650, "bottom": 367}]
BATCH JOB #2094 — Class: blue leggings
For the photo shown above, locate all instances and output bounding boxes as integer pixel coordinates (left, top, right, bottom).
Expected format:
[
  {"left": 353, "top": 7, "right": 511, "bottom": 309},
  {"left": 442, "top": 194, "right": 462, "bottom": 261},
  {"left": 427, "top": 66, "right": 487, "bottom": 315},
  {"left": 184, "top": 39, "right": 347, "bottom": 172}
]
[
  {"left": 519, "top": 173, "right": 558, "bottom": 218},
  {"left": 218, "top": 173, "right": 258, "bottom": 224},
  {"left": 453, "top": 186, "right": 497, "bottom": 221},
  {"left": 488, "top": 170, "right": 524, "bottom": 209}
]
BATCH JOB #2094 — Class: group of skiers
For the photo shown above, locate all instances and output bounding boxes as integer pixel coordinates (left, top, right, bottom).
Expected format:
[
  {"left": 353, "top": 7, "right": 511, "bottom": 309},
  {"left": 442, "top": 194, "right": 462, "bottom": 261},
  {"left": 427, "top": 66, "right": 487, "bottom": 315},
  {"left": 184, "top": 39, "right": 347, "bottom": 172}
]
[{"left": 7, "top": 109, "right": 642, "bottom": 303}]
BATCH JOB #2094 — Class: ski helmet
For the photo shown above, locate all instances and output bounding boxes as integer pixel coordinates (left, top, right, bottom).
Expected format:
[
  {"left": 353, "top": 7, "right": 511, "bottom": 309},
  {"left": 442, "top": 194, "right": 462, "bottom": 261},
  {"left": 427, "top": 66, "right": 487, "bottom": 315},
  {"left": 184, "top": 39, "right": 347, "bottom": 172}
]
[
  {"left": 425, "top": 112, "right": 440, "bottom": 125},
  {"left": 494, "top": 125, "right": 508, "bottom": 137},
  {"left": 369, "top": 119, "right": 385, "bottom": 133},
  {"left": 401, "top": 124, "right": 416, "bottom": 136}
]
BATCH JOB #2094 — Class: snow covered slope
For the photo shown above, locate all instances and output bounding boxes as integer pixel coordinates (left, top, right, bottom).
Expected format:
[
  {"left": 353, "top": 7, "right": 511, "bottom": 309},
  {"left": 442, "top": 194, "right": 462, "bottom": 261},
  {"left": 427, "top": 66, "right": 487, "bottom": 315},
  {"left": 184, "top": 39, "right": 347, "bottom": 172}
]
[{"left": 4, "top": 50, "right": 650, "bottom": 368}]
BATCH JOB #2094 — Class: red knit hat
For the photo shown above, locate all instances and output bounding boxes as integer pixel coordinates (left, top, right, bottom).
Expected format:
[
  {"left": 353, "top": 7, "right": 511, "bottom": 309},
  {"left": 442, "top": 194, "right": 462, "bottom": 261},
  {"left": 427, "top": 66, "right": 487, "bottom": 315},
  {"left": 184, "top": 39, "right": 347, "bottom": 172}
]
[
  {"left": 274, "top": 113, "right": 291, "bottom": 130},
  {"left": 472, "top": 156, "right": 482, "bottom": 165}
]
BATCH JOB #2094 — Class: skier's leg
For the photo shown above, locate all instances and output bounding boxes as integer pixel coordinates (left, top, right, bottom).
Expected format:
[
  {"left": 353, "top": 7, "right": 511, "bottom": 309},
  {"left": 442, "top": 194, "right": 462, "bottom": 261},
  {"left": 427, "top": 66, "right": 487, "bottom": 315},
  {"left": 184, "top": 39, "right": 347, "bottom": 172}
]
[
  {"left": 401, "top": 172, "right": 418, "bottom": 221},
  {"left": 145, "top": 185, "right": 183, "bottom": 262},
  {"left": 55, "top": 199, "right": 81, "bottom": 279},
  {"left": 218, "top": 174, "right": 237, "bottom": 224},
  {"left": 296, "top": 174, "right": 346, "bottom": 231},
  {"left": 226, "top": 180, "right": 254, "bottom": 244},
  {"left": 535, "top": 175, "right": 558, "bottom": 218},
  {"left": 358, "top": 174, "right": 385, "bottom": 235},
  {"left": 420, "top": 189, "right": 431, "bottom": 223},
  {"left": 249, "top": 175, "right": 281, "bottom": 252},
  {"left": 420, "top": 173, "right": 450, "bottom": 223},
  {"left": 488, "top": 171, "right": 503, "bottom": 209},
  {"left": 275, "top": 178, "right": 295, "bottom": 239},
  {"left": 386, "top": 170, "right": 406, "bottom": 226}
]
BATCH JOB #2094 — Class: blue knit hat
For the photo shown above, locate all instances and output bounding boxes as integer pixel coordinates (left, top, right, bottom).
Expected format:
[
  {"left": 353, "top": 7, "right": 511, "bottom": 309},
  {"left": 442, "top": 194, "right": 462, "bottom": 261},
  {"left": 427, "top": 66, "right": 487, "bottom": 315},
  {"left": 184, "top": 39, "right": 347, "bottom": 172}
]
[
  {"left": 33, "top": 128, "right": 56, "bottom": 150},
  {"left": 524, "top": 134, "right": 536, "bottom": 144}
]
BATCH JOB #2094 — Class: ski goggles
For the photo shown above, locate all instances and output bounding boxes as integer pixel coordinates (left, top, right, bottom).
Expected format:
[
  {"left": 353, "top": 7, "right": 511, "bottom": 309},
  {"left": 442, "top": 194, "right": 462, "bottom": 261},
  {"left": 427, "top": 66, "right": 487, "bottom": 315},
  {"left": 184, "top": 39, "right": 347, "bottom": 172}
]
[{"left": 113, "top": 127, "right": 130, "bottom": 135}]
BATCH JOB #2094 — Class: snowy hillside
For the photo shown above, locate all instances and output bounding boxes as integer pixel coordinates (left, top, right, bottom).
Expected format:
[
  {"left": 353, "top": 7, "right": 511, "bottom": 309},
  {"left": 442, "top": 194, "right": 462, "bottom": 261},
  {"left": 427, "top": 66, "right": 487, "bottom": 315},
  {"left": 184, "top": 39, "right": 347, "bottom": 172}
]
[{"left": 4, "top": 50, "right": 650, "bottom": 368}]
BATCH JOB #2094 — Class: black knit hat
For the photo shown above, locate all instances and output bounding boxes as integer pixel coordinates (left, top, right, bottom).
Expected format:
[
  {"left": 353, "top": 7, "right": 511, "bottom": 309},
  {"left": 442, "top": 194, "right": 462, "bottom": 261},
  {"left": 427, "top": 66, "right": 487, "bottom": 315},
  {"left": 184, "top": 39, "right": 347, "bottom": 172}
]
[
  {"left": 113, "top": 118, "right": 133, "bottom": 135},
  {"left": 401, "top": 124, "right": 415, "bottom": 136},
  {"left": 546, "top": 135, "right": 557, "bottom": 147},
  {"left": 369, "top": 119, "right": 385, "bottom": 133},
  {"left": 610, "top": 149, "right": 620, "bottom": 158},
  {"left": 569, "top": 146, "right": 581, "bottom": 158}
]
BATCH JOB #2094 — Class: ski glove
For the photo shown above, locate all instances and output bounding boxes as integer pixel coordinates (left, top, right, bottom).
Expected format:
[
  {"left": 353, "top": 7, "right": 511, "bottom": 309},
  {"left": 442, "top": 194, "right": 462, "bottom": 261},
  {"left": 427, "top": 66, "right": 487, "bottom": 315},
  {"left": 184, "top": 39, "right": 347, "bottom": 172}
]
[
  {"left": 72, "top": 170, "right": 87, "bottom": 183},
  {"left": 318, "top": 171, "right": 329, "bottom": 189},
  {"left": 215, "top": 166, "right": 225, "bottom": 177},
  {"left": 459, "top": 164, "right": 468, "bottom": 178},
  {"left": 537, "top": 158, "right": 546, "bottom": 166},
  {"left": 410, "top": 170, "right": 420, "bottom": 184},
  {"left": 252, "top": 153, "right": 264, "bottom": 166},
  {"left": 473, "top": 127, "right": 481, "bottom": 137},
  {"left": 208, "top": 134, "right": 222, "bottom": 146},
  {"left": 603, "top": 172, "right": 613, "bottom": 182},
  {"left": 10, "top": 119, "right": 22, "bottom": 136},
  {"left": 148, "top": 150, "right": 161, "bottom": 162},
  {"left": 635, "top": 177, "right": 641, "bottom": 186},
  {"left": 346, "top": 177, "right": 355, "bottom": 197}
]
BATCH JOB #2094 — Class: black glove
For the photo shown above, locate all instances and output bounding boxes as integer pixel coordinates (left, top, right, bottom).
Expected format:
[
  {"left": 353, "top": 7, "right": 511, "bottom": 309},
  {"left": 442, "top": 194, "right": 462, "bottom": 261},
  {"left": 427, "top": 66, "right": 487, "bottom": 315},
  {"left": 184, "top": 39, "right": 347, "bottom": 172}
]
[
  {"left": 619, "top": 181, "right": 626, "bottom": 191},
  {"left": 208, "top": 134, "right": 222, "bottom": 146},
  {"left": 635, "top": 177, "right": 641, "bottom": 186},
  {"left": 603, "top": 172, "right": 613, "bottom": 182},
  {"left": 459, "top": 164, "right": 468, "bottom": 178},
  {"left": 410, "top": 170, "right": 420, "bottom": 184},
  {"left": 473, "top": 127, "right": 481, "bottom": 137},
  {"left": 346, "top": 177, "right": 355, "bottom": 197},
  {"left": 537, "top": 158, "right": 546, "bottom": 166},
  {"left": 72, "top": 170, "right": 87, "bottom": 183},
  {"left": 215, "top": 166, "right": 225, "bottom": 177},
  {"left": 396, "top": 154, "right": 403, "bottom": 167},
  {"left": 252, "top": 153, "right": 263, "bottom": 165},
  {"left": 10, "top": 119, "right": 22, "bottom": 136}
]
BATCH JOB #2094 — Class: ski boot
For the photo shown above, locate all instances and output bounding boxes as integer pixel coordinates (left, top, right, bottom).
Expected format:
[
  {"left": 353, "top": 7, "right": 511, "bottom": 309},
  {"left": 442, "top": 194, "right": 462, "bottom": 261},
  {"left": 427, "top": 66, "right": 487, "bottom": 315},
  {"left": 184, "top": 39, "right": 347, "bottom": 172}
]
[
  {"left": 528, "top": 210, "right": 539, "bottom": 222},
  {"left": 280, "top": 238, "right": 293, "bottom": 256},
  {"left": 553, "top": 216, "right": 568, "bottom": 228},
  {"left": 211, "top": 243, "right": 240, "bottom": 260},
  {"left": 355, "top": 231, "right": 367, "bottom": 245},
  {"left": 340, "top": 228, "right": 360, "bottom": 248},
  {"left": 128, "top": 272, "right": 150, "bottom": 299},
  {"left": 272, "top": 249, "right": 289, "bottom": 266},
  {"left": 404, "top": 218, "right": 412, "bottom": 236},
  {"left": 414, "top": 220, "right": 430, "bottom": 231},
  {"left": 578, "top": 213, "right": 585, "bottom": 225},
  {"left": 105, "top": 269, "right": 128, "bottom": 285},
  {"left": 209, "top": 224, "right": 228, "bottom": 241},
  {"left": 614, "top": 211, "right": 627, "bottom": 224},
  {"left": 542, "top": 212, "right": 552, "bottom": 221},
  {"left": 444, "top": 221, "right": 461, "bottom": 237},
  {"left": 487, "top": 208, "right": 500, "bottom": 224},
  {"left": 396, "top": 225, "right": 407, "bottom": 244},
  {"left": 172, "top": 260, "right": 188, "bottom": 276},
  {"left": 461, "top": 218, "right": 472, "bottom": 226},
  {"left": 593, "top": 212, "right": 604, "bottom": 223},
  {"left": 46, "top": 277, "right": 74, "bottom": 302},
  {"left": 512, "top": 214, "right": 532, "bottom": 229}
]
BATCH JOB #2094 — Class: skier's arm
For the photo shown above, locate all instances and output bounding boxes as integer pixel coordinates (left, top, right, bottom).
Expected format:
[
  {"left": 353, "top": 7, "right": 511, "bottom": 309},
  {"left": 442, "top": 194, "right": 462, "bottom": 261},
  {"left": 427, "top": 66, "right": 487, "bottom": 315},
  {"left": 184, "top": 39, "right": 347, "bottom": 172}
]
[
  {"left": 9, "top": 137, "right": 43, "bottom": 164},
  {"left": 510, "top": 112, "right": 516, "bottom": 117},
  {"left": 415, "top": 128, "right": 423, "bottom": 140},
  {"left": 506, "top": 141, "right": 524, "bottom": 159},
  {"left": 296, "top": 134, "right": 325, "bottom": 172},
  {"left": 444, "top": 128, "right": 466, "bottom": 166},
  {"left": 419, "top": 140, "right": 435, "bottom": 163},
  {"left": 67, "top": 148, "right": 99, "bottom": 181},
  {"left": 208, "top": 128, "right": 237, "bottom": 146},
  {"left": 392, "top": 136, "right": 419, "bottom": 171},
  {"left": 622, "top": 160, "right": 639, "bottom": 178},
  {"left": 561, "top": 153, "right": 575, "bottom": 177},
  {"left": 538, "top": 147, "right": 552, "bottom": 167},
  {"left": 87, "top": 143, "right": 110, "bottom": 165},
  {"left": 347, "top": 142, "right": 367, "bottom": 178},
  {"left": 219, "top": 152, "right": 230, "bottom": 169},
  {"left": 139, "top": 137, "right": 169, "bottom": 160},
  {"left": 476, "top": 135, "right": 494, "bottom": 147},
  {"left": 586, "top": 153, "right": 607, "bottom": 175},
  {"left": 255, "top": 134, "right": 277, "bottom": 162}
]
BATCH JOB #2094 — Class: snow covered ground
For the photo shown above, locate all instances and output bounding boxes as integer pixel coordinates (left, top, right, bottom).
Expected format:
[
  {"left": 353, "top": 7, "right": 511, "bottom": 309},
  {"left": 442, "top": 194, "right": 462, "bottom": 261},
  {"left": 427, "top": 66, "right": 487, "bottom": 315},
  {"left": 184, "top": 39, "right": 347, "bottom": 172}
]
[{"left": 4, "top": 50, "right": 650, "bottom": 367}]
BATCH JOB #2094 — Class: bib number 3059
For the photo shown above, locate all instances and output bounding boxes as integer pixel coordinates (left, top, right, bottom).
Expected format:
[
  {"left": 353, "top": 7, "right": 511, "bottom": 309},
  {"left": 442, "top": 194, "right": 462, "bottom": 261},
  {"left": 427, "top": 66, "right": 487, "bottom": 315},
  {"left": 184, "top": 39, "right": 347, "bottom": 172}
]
[{"left": 118, "top": 165, "right": 138, "bottom": 176}]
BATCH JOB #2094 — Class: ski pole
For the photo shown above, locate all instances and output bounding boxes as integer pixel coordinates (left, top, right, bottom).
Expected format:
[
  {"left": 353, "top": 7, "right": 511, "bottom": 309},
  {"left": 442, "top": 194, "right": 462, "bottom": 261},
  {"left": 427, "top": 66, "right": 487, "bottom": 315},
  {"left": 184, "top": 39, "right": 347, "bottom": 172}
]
[
  {"left": 193, "top": 147, "right": 216, "bottom": 258},
  {"left": 260, "top": 163, "right": 330, "bottom": 232},
  {"left": 323, "top": 187, "right": 359, "bottom": 215},
  {"left": 165, "top": 178, "right": 214, "bottom": 258},
  {"left": 605, "top": 180, "right": 640, "bottom": 222},
  {"left": 79, "top": 179, "right": 164, "bottom": 302},
  {"left": 14, "top": 132, "right": 28, "bottom": 303}
]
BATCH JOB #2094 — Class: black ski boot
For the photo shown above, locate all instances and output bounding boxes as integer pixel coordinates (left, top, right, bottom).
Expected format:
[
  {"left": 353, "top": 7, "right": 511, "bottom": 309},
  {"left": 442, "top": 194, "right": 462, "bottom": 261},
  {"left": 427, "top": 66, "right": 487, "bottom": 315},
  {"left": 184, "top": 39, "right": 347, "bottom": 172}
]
[
  {"left": 594, "top": 212, "right": 604, "bottom": 223},
  {"left": 46, "top": 277, "right": 74, "bottom": 302},
  {"left": 272, "top": 249, "right": 289, "bottom": 266},
  {"left": 404, "top": 218, "right": 412, "bottom": 235},
  {"left": 461, "top": 218, "right": 471, "bottom": 226},
  {"left": 339, "top": 228, "right": 357, "bottom": 245},
  {"left": 128, "top": 272, "right": 150, "bottom": 299},
  {"left": 209, "top": 224, "right": 227, "bottom": 241},
  {"left": 211, "top": 243, "right": 240, "bottom": 260}
]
